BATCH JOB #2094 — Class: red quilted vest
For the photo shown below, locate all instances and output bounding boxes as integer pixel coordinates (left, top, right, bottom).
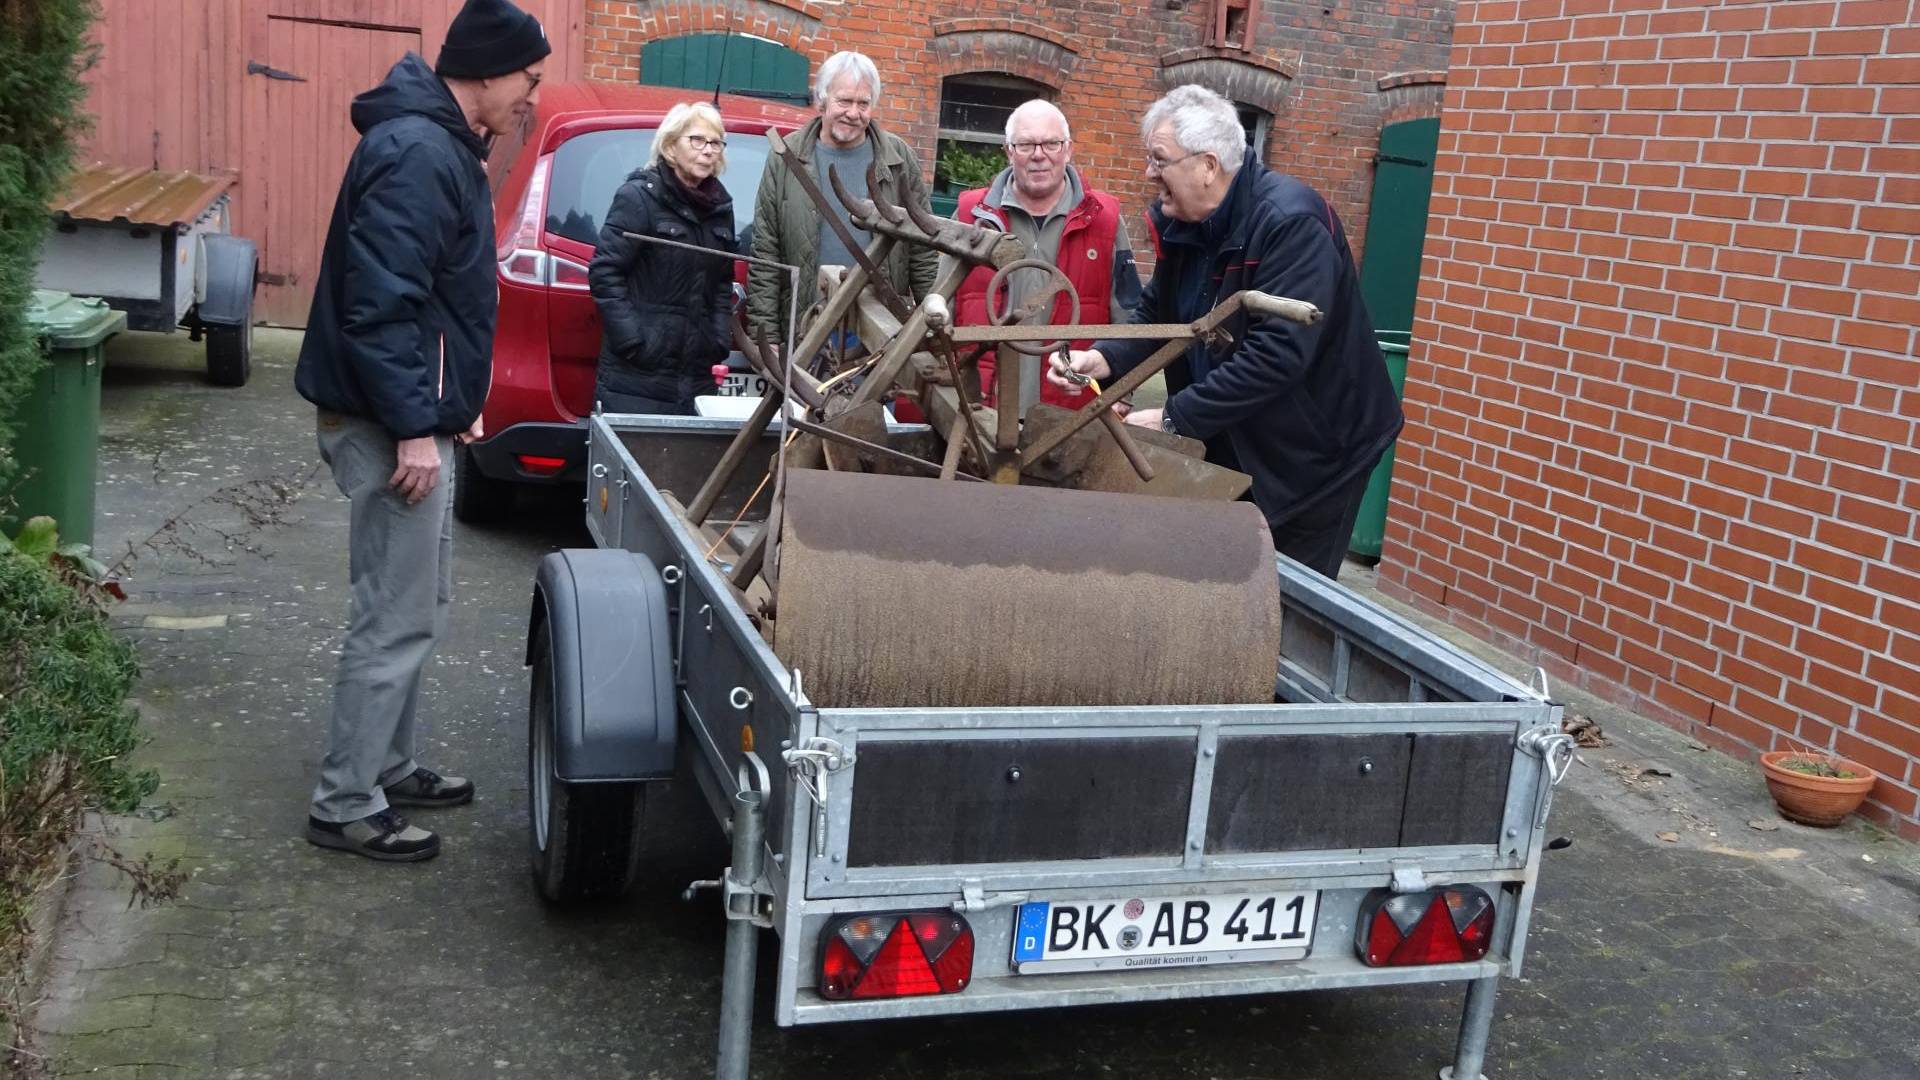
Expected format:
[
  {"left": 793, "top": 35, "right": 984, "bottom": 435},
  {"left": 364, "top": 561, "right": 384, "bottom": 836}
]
[{"left": 951, "top": 185, "right": 1121, "bottom": 411}]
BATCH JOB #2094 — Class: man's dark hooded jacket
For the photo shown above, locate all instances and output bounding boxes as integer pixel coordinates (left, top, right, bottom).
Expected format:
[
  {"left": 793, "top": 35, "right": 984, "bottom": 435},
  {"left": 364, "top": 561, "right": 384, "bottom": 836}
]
[
  {"left": 1096, "top": 150, "right": 1402, "bottom": 532},
  {"left": 295, "top": 53, "right": 496, "bottom": 439}
]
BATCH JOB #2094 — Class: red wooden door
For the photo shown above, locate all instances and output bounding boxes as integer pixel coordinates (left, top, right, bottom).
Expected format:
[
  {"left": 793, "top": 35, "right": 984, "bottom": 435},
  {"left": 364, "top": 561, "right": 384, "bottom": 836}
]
[{"left": 255, "top": 17, "right": 420, "bottom": 327}]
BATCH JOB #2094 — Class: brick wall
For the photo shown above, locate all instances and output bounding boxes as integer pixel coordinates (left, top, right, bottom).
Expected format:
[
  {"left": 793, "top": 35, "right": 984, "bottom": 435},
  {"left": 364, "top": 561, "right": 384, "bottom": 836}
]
[
  {"left": 581, "top": 0, "right": 1455, "bottom": 264},
  {"left": 1382, "top": 0, "right": 1920, "bottom": 838}
]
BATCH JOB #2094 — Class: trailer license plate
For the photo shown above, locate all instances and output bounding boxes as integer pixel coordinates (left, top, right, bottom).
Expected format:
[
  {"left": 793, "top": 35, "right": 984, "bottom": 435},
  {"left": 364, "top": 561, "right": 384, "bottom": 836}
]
[
  {"left": 1011, "top": 891, "right": 1318, "bottom": 975},
  {"left": 719, "top": 373, "right": 769, "bottom": 397}
]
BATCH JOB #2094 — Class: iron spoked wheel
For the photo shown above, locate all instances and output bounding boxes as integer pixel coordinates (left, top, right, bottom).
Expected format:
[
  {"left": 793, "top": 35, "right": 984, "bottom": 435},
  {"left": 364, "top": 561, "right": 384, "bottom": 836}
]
[{"left": 527, "top": 622, "right": 647, "bottom": 903}]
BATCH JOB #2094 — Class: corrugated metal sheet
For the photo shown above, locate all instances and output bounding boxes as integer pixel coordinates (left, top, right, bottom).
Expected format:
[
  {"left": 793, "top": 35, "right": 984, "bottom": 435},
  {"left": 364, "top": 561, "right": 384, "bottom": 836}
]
[{"left": 50, "top": 163, "right": 235, "bottom": 228}]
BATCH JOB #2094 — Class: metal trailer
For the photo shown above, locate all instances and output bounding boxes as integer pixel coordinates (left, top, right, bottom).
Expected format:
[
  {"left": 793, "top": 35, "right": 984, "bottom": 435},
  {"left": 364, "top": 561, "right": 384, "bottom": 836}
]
[
  {"left": 38, "top": 164, "right": 259, "bottom": 387},
  {"left": 524, "top": 410, "right": 1576, "bottom": 1080}
]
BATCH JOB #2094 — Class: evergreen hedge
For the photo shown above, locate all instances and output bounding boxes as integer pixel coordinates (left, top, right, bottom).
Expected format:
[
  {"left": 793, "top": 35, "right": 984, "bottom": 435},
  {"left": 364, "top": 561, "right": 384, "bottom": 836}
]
[{"left": 0, "top": 0, "right": 97, "bottom": 495}]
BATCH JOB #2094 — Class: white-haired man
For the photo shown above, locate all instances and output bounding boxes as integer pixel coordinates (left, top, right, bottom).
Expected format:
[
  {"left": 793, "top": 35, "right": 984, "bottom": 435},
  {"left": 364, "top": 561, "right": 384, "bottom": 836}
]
[
  {"left": 950, "top": 99, "right": 1142, "bottom": 414},
  {"left": 1050, "top": 84, "right": 1402, "bottom": 580},
  {"left": 746, "top": 50, "right": 936, "bottom": 344}
]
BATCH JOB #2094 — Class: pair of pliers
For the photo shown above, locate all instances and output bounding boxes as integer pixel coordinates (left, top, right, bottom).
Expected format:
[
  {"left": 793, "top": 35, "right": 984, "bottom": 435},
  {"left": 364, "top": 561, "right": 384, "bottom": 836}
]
[{"left": 1049, "top": 347, "right": 1092, "bottom": 389}]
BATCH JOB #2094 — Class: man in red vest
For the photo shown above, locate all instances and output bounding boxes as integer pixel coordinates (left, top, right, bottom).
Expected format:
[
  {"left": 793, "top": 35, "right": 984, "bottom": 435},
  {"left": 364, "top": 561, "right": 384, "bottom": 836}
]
[{"left": 949, "top": 99, "right": 1142, "bottom": 414}]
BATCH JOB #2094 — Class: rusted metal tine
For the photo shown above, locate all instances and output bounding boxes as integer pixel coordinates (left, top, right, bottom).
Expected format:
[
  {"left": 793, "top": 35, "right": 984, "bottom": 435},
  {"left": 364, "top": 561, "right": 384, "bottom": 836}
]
[
  {"left": 937, "top": 407, "right": 970, "bottom": 480},
  {"left": 865, "top": 159, "right": 908, "bottom": 225},
  {"left": 687, "top": 390, "right": 785, "bottom": 526},
  {"left": 1019, "top": 289, "right": 1321, "bottom": 467},
  {"left": 1096, "top": 411, "right": 1156, "bottom": 482},
  {"left": 846, "top": 260, "right": 973, "bottom": 410},
  {"left": 935, "top": 338, "right": 994, "bottom": 465},
  {"left": 824, "top": 158, "right": 879, "bottom": 222},
  {"left": 787, "top": 415, "right": 983, "bottom": 481},
  {"left": 788, "top": 255, "right": 888, "bottom": 371},
  {"left": 733, "top": 318, "right": 823, "bottom": 408},
  {"left": 685, "top": 321, "right": 802, "bottom": 526},
  {"left": 950, "top": 322, "right": 1196, "bottom": 343},
  {"left": 903, "top": 191, "right": 947, "bottom": 237},
  {"left": 804, "top": 162, "right": 909, "bottom": 320},
  {"left": 767, "top": 129, "right": 911, "bottom": 321},
  {"left": 729, "top": 529, "right": 767, "bottom": 590}
]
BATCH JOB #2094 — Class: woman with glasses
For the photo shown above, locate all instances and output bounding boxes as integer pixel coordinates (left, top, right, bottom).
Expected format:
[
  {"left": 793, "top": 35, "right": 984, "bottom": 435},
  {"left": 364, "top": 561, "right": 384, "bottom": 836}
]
[{"left": 588, "top": 101, "right": 739, "bottom": 415}]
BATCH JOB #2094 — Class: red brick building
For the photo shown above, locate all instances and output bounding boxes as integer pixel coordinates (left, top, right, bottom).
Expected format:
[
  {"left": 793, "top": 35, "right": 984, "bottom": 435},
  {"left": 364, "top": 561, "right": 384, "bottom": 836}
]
[
  {"left": 583, "top": 0, "right": 1457, "bottom": 265},
  {"left": 1384, "top": 0, "right": 1920, "bottom": 837}
]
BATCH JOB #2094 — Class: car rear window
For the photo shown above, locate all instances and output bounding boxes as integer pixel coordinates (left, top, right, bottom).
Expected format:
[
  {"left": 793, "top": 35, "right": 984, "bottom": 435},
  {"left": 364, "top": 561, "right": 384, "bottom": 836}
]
[{"left": 544, "top": 127, "right": 772, "bottom": 249}]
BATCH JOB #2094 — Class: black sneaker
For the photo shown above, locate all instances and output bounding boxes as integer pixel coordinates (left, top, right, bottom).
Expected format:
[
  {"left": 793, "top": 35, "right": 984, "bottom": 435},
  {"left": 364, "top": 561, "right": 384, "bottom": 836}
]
[
  {"left": 383, "top": 766, "right": 475, "bottom": 808},
  {"left": 306, "top": 809, "right": 440, "bottom": 862}
]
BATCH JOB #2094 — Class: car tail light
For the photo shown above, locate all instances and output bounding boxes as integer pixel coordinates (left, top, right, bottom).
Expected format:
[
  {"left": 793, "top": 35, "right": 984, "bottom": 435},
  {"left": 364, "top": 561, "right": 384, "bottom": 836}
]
[
  {"left": 499, "top": 155, "right": 553, "bottom": 287},
  {"left": 1356, "top": 886, "right": 1495, "bottom": 967},
  {"left": 516, "top": 454, "right": 567, "bottom": 476},
  {"left": 818, "top": 912, "right": 973, "bottom": 1000},
  {"left": 548, "top": 254, "right": 590, "bottom": 291}
]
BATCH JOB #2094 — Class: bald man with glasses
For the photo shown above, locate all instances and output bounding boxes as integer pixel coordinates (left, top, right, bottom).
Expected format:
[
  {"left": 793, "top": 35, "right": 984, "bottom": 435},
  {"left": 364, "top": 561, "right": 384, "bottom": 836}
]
[{"left": 946, "top": 99, "right": 1143, "bottom": 415}]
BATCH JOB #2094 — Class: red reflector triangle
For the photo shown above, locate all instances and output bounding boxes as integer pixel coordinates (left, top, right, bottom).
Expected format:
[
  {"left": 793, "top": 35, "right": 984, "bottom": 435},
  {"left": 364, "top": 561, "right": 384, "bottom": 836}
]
[
  {"left": 1393, "top": 897, "right": 1469, "bottom": 965},
  {"left": 851, "top": 921, "right": 943, "bottom": 999}
]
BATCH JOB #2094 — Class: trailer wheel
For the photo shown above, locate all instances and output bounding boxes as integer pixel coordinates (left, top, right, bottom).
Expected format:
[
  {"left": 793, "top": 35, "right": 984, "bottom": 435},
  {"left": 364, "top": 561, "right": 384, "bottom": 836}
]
[
  {"left": 528, "top": 622, "right": 646, "bottom": 902},
  {"left": 206, "top": 324, "right": 251, "bottom": 387}
]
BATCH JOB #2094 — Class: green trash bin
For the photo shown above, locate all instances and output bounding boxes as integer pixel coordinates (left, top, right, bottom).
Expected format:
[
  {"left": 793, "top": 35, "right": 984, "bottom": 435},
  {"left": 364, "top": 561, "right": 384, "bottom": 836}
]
[
  {"left": 1, "top": 290, "right": 125, "bottom": 548},
  {"left": 1347, "top": 332, "right": 1411, "bottom": 563}
]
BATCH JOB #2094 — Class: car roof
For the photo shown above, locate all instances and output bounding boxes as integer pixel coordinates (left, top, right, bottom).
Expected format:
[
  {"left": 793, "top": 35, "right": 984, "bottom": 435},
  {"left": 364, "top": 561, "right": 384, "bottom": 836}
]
[{"left": 534, "top": 82, "right": 815, "bottom": 129}]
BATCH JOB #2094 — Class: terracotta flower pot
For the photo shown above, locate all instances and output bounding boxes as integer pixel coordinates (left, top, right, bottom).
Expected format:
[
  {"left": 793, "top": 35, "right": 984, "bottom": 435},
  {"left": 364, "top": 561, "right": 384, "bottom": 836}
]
[{"left": 1760, "top": 751, "right": 1877, "bottom": 827}]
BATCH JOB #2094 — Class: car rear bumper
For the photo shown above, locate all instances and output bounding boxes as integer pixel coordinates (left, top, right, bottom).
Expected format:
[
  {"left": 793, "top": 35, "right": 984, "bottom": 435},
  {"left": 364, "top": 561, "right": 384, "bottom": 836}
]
[{"left": 466, "top": 421, "right": 589, "bottom": 484}]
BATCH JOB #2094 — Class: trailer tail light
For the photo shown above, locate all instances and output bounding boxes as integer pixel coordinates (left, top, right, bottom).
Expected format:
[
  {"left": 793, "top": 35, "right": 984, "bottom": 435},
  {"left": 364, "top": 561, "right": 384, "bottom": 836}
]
[
  {"left": 1356, "top": 886, "right": 1495, "bottom": 967},
  {"left": 818, "top": 912, "right": 974, "bottom": 1000}
]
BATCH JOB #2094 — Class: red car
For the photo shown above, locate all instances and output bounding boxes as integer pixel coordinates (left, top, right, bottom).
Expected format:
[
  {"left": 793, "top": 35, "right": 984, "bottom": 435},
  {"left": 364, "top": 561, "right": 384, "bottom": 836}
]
[{"left": 457, "top": 82, "right": 815, "bottom": 522}]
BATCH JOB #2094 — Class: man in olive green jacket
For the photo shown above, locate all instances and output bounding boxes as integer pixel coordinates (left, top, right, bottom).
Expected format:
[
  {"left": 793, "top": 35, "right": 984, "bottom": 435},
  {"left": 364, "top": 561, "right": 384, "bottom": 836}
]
[{"left": 746, "top": 50, "right": 937, "bottom": 345}]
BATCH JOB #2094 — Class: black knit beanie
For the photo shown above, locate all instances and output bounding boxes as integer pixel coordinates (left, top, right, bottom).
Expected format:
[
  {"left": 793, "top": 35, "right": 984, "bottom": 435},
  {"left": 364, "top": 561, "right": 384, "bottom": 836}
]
[{"left": 435, "top": 0, "right": 551, "bottom": 80}]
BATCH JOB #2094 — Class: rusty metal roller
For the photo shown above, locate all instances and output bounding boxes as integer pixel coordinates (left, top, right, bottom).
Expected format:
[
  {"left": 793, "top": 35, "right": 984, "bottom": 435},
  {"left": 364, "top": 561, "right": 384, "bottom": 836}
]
[{"left": 773, "top": 469, "right": 1282, "bottom": 708}]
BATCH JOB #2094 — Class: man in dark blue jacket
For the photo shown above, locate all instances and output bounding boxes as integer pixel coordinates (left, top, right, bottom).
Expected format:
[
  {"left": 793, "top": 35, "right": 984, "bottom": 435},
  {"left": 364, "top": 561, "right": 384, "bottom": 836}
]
[
  {"left": 294, "top": 0, "right": 547, "bottom": 862},
  {"left": 1051, "top": 84, "right": 1402, "bottom": 580}
]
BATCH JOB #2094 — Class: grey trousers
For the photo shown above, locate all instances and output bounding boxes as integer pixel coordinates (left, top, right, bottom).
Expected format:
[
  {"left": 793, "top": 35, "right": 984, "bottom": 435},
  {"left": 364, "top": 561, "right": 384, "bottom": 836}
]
[{"left": 310, "top": 410, "right": 454, "bottom": 823}]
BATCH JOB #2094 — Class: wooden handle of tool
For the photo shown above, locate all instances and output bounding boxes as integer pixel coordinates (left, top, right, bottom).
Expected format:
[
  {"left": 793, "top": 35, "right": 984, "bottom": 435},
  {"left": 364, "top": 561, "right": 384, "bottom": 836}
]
[
  {"left": 1241, "top": 291, "right": 1323, "bottom": 325},
  {"left": 1097, "top": 410, "right": 1157, "bottom": 482}
]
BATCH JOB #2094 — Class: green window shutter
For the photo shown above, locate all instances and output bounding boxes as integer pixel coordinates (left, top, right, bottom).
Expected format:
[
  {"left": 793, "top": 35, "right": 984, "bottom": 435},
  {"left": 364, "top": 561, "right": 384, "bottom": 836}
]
[
  {"left": 1357, "top": 116, "right": 1441, "bottom": 337},
  {"left": 639, "top": 33, "right": 811, "bottom": 106}
]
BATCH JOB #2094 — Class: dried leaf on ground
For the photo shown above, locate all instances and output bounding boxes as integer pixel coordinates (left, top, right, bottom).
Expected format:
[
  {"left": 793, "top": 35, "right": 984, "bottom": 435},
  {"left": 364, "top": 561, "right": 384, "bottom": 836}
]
[
  {"left": 1563, "top": 713, "right": 1608, "bottom": 748},
  {"left": 1657, "top": 831, "right": 1680, "bottom": 843}
]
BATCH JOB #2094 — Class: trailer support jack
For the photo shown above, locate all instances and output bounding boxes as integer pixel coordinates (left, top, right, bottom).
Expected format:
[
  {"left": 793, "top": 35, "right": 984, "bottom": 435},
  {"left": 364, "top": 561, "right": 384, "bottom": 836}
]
[
  {"left": 1441, "top": 974, "right": 1499, "bottom": 1080},
  {"left": 715, "top": 787, "right": 767, "bottom": 1080}
]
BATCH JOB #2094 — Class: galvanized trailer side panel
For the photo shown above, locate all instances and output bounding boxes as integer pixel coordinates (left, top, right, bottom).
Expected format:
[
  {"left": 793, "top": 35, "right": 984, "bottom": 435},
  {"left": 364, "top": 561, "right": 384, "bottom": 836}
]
[
  {"left": 799, "top": 702, "right": 1549, "bottom": 900},
  {"left": 587, "top": 417, "right": 807, "bottom": 902},
  {"left": 586, "top": 414, "right": 1568, "bottom": 1042}
]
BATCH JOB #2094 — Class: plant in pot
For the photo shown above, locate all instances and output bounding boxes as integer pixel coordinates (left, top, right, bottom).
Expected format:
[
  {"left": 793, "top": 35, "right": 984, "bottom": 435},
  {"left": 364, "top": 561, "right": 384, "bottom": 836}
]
[{"left": 1759, "top": 748, "right": 1878, "bottom": 827}]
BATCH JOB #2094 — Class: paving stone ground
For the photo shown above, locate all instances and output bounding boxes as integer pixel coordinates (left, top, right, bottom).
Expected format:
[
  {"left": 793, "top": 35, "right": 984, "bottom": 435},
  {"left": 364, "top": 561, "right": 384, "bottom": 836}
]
[{"left": 18, "top": 329, "right": 1920, "bottom": 1080}]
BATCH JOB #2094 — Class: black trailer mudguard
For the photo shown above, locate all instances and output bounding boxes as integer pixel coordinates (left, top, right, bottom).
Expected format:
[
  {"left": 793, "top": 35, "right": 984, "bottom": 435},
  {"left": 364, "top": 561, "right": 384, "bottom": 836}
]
[
  {"left": 195, "top": 233, "right": 256, "bottom": 327},
  {"left": 528, "top": 549, "right": 676, "bottom": 782}
]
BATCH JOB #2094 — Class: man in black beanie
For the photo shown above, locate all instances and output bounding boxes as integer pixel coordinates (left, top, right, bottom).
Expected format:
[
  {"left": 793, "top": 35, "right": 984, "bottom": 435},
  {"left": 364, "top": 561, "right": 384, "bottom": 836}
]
[{"left": 294, "top": 0, "right": 547, "bottom": 863}]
